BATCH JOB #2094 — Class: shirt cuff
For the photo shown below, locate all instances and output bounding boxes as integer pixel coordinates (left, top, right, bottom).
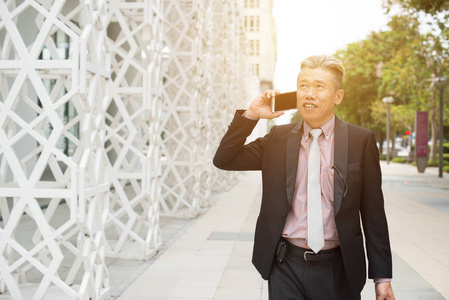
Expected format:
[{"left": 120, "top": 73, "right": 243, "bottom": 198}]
[
  {"left": 242, "top": 111, "right": 259, "bottom": 121},
  {"left": 373, "top": 278, "right": 391, "bottom": 283}
]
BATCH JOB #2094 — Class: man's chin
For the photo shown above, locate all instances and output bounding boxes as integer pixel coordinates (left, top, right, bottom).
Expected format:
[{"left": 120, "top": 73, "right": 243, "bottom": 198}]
[{"left": 301, "top": 114, "right": 318, "bottom": 124}]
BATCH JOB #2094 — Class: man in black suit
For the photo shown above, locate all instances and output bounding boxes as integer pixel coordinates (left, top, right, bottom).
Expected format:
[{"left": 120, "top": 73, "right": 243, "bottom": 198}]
[{"left": 213, "top": 55, "right": 395, "bottom": 300}]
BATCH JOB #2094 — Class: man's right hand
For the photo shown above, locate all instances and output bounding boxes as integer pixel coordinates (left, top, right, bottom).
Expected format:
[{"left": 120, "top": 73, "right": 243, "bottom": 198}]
[{"left": 245, "top": 90, "right": 285, "bottom": 120}]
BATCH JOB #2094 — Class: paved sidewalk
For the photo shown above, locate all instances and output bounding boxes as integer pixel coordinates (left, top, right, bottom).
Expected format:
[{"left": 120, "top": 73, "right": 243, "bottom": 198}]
[{"left": 115, "top": 162, "right": 449, "bottom": 300}]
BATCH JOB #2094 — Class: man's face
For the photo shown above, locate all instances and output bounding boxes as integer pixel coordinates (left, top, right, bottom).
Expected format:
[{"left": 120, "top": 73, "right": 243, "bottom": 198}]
[{"left": 296, "top": 67, "right": 344, "bottom": 128}]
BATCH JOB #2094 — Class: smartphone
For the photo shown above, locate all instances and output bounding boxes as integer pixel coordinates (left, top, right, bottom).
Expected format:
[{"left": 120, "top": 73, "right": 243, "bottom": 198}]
[{"left": 271, "top": 91, "right": 297, "bottom": 113}]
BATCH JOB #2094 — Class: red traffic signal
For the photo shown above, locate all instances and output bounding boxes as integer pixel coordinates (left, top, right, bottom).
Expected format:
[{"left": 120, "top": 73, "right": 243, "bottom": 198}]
[{"left": 405, "top": 131, "right": 411, "bottom": 135}]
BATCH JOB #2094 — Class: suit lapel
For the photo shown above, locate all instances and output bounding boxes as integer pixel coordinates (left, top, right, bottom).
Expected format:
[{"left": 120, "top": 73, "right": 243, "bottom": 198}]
[
  {"left": 286, "top": 122, "right": 303, "bottom": 207},
  {"left": 333, "top": 117, "right": 348, "bottom": 217}
]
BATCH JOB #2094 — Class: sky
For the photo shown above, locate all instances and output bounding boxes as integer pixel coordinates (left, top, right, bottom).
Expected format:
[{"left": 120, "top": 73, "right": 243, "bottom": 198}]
[{"left": 272, "top": 0, "right": 390, "bottom": 92}]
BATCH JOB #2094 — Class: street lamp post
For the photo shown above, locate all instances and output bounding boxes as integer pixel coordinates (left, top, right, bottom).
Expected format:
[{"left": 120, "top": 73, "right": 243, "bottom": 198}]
[
  {"left": 382, "top": 97, "right": 394, "bottom": 165},
  {"left": 434, "top": 77, "right": 448, "bottom": 178}
]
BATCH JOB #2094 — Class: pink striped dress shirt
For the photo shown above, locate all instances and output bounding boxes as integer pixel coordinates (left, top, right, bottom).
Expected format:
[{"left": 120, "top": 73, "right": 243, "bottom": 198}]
[{"left": 282, "top": 116, "right": 340, "bottom": 250}]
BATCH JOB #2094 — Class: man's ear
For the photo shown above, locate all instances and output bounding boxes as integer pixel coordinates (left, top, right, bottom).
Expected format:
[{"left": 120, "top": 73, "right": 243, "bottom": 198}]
[{"left": 335, "top": 89, "right": 344, "bottom": 105}]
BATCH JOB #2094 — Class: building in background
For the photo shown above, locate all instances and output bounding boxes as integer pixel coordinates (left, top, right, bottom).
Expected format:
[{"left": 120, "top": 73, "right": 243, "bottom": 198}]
[{"left": 242, "top": 0, "right": 277, "bottom": 91}]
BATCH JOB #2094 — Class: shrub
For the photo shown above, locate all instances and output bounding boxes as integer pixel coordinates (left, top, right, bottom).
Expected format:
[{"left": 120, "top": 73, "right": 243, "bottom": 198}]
[
  {"left": 391, "top": 157, "right": 407, "bottom": 164},
  {"left": 427, "top": 160, "right": 439, "bottom": 167},
  {"left": 427, "top": 160, "right": 449, "bottom": 167},
  {"left": 412, "top": 160, "right": 449, "bottom": 167}
]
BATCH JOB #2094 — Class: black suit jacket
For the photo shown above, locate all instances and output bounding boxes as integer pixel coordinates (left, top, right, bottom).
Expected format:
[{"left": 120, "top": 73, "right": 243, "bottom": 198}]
[{"left": 213, "top": 111, "right": 392, "bottom": 295}]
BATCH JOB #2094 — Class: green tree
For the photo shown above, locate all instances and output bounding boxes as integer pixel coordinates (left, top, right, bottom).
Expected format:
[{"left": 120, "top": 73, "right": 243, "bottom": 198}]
[
  {"left": 333, "top": 16, "right": 420, "bottom": 143},
  {"left": 419, "top": 22, "right": 449, "bottom": 161},
  {"left": 381, "top": 11, "right": 449, "bottom": 160},
  {"left": 292, "top": 8, "right": 449, "bottom": 162},
  {"left": 377, "top": 15, "right": 429, "bottom": 105},
  {"left": 334, "top": 35, "right": 384, "bottom": 129},
  {"left": 376, "top": 15, "right": 430, "bottom": 157},
  {"left": 334, "top": 12, "right": 449, "bottom": 161},
  {"left": 370, "top": 100, "right": 415, "bottom": 155},
  {"left": 383, "top": 0, "right": 449, "bottom": 160},
  {"left": 384, "top": 0, "right": 449, "bottom": 14}
]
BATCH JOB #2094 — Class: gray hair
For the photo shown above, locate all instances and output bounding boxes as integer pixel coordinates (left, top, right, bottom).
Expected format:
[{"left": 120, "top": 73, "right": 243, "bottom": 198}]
[{"left": 298, "top": 55, "right": 345, "bottom": 89}]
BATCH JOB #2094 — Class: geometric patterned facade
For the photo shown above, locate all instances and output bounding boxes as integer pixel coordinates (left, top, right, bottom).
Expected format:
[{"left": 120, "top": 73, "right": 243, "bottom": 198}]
[
  {"left": 159, "top": 0, "right": 211, "bottom": 218},
  {"left": 103, "top": 0, "right": 163, "bottom": 259},
  {"left": 0, "top": 0, "right": 110, "bottom": 299},
  {"left": 0, "top": 0, "right": 262, "bottom": 298},
  {"left": 159, "top": 0, "right": 258, "bottom": 217},
  {"left": 209, "top": 0, "right": 247, "bottom": 193}
]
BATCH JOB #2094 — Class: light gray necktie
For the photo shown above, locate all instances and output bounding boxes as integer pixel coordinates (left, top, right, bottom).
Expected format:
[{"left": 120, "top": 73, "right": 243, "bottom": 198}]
[{"left": 307, "top": 128, "right": 324, "bottom": 253}]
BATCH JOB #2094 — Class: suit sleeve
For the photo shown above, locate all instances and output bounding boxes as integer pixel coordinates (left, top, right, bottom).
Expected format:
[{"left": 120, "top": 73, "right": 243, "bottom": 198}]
[
  {"left": 213, "top": 110, "right": 274, "bottom": 171},
  {"left": 360, "top": 132, "right": 393, "bottom": 279}
]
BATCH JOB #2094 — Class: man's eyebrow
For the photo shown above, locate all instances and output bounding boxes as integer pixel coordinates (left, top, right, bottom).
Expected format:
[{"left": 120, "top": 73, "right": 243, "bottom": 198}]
[
  {"left": 297, "top": 79, "right": 327, "bottom": 85},
  {"left": 313, "top": 79, "right": 327, "bottom": 84}
]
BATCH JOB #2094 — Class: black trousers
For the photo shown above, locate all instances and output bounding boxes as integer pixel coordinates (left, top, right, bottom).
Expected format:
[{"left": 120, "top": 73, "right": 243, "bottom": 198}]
[{"left": 268, "top": 242, "right": 360, "bottom": 300}]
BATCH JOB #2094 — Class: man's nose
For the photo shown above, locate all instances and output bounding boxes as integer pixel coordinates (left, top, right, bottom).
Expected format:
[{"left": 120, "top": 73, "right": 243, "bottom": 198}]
[{"left": 305, "top": 87, "right": 316, "bottom": 98}]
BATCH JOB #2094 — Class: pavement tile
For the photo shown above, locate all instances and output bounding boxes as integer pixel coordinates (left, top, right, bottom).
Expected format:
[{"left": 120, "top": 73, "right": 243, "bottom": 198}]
[
  {"left": 197, "top": 241, "right": 235, "bottom": 257},
  {"left": 168, "top": 287, "right": 217, "bottom": 298},
  {"left": 166, "top": 299, "right": 212, "bottom": 300},
  {"left": 224, "top": 253, "right": 253, "bottom": 270},
  {"left": 188, "top": 254, "right": 230, "bottom": 270},
  {"left": 434, "top": 253, "right": 449, "bottom": 268},
  {"left": 214, "top": 288, "right": 262, "bottom": 299},
  {"left": 118, "top": 296, "right": 166, "bottom": 300},
  {"left": 411, "top": 261, "right": 449, "bottom": 276},
  {"left": 118, "top": 285, "right": 169, "bottom": 299},
  {"left": 125, "top": 269, "right": 184, "bottom": 295},
  {"left": 218, "top": 269, "right": 263, "bottom": 289},
  {"left": 422, "top": 275, "right": 449, "bottom": 294},
  {"left": 115, "top": 164, "right": 448, "bottom": 300},
  {"left": 149, "top": 249, "right": 197, "bottom": 269},
  {"left": 381, "top": 162, "right": 449, "bottom": 299},
  {"left": 176, "top": 269, "right": 223, "bottom": 288}
]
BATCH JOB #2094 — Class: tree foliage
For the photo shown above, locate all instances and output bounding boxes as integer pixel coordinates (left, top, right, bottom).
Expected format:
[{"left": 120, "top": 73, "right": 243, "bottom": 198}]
[
  {"left": 334, "top": 15, "right": 425, "bottom": 140},
  {"left": 334, "top": 36, "right": 383, "bottom": 128},
  {"left": 332, "top": 9, "right": 449, "bottom": 160},
  {"left": 290, "top": 3, "right": 449, "bottom": 161},
  {"left": 384, "top": 0, "right": 449, "bottom": 14}
]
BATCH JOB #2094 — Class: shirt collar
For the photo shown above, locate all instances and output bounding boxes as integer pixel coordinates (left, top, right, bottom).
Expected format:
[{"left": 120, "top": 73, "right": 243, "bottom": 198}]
[{"left": 303, "top": 116, "right": 335, "bottom": 141}]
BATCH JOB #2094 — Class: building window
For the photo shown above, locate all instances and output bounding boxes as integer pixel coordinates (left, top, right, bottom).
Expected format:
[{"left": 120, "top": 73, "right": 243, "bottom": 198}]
[
  {"left": 251, "top": 64, "right": 259, "bottom": 77},
  {"left": 249, "top": 39, "right": 259, "bottom": 56},
  {"left": 245, "top": 16, "right": 259, "bottom": 32},
  {"left": 245, "top": 0, "right": 259, "bottom": 8}
]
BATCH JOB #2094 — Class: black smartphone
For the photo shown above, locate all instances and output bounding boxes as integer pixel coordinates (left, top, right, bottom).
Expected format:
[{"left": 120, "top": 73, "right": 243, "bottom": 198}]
[{"left": 271, "top": 91, "right": 297, "bottom": 112}]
